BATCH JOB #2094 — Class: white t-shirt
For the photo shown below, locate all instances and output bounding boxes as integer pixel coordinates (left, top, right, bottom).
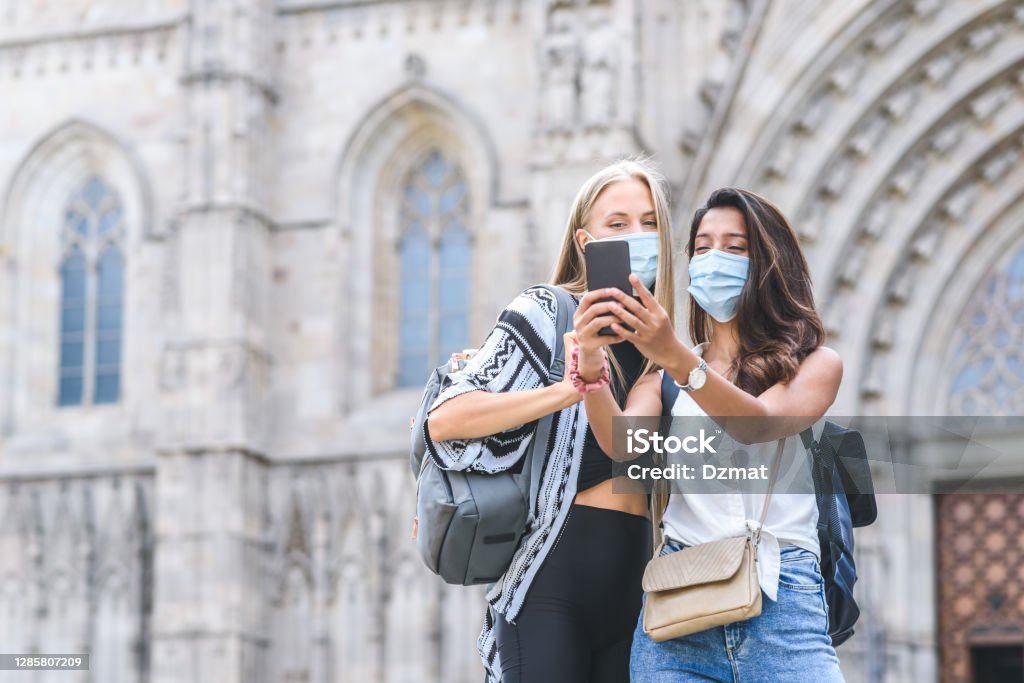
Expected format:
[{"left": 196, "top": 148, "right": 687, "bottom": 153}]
[{"left": 660, "top": 342, "right": 820, "bottom": 601}]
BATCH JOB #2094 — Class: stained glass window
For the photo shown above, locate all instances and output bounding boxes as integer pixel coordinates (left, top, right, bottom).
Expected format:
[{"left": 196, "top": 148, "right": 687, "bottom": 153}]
[
  {"left": 58, "top": 176, "right": 125, "bottom": 407},
  {"left": 946, "top": 242, "right": 1024, "bottom": 416},
  {"left": 396, "top": 150, "right": 471, "bottom": 387}
]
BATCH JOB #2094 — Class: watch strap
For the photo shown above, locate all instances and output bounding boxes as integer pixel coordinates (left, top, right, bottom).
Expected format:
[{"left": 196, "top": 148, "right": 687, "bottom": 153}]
[{"left": 673, "top": 357, "right": 707, "bottom": 392}]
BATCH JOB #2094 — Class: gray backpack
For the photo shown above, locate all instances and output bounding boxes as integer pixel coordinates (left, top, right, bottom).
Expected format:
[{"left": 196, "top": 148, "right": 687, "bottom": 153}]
[{"left": 409, "top": 285, "right": 577, "bottom": 585}]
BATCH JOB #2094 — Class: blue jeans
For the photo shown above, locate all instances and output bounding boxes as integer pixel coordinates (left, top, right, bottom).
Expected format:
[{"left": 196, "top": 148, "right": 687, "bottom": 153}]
[{"left": 630, "top": 542, "right": 844, "bottom": 683}]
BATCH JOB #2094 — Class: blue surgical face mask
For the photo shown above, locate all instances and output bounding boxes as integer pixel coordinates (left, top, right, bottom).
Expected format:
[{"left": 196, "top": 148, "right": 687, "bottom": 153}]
[
  {"left": 585, "top": 231, "right": 660, "bottom": 291},
  {"left": 687, "top": 249, "right": 749, "bottom": 322}
]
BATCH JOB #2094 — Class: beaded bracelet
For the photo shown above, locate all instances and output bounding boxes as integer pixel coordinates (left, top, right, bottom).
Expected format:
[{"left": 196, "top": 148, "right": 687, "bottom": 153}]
[{"left": 569, "top": 345, "right": 611, "bottom": 393}]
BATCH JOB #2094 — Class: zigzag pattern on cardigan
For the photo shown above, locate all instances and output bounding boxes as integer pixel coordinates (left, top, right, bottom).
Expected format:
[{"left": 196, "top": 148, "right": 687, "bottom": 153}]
[{"left": 424, "top": 285, "right": 588, "bottom": 683}]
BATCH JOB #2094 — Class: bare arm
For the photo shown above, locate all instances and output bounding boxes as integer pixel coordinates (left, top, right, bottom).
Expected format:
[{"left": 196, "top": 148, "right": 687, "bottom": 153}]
[
  {"left": 659, "top": 344, "right": 842, "bottom": 442},
  {"left": 422, "top": 287, "right": 582, "bottom": 471},
  {"left": 581, "top": 370, "right": 661, "bottom": 461},
  {"left": 428, "top": 369, "right": 581, "bottom": 441},
  {"left": 604, "top": 277, "right": 844, "bottom": 444},
  {"left": 570, "top": 288, "right": 663, "bottom": 461}
]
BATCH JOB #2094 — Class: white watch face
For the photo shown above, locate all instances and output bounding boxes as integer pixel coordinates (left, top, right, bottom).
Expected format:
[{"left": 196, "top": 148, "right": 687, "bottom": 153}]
[{"left": 688, "top": 366, "right": 707, "bottom": 390}]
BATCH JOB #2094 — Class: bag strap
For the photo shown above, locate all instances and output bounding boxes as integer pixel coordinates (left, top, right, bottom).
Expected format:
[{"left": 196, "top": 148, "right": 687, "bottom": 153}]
[
  {"left": 649, "top": 371, "right": 679, "bottom": 555},
  {"left": 526, "top": 285, "right": 578, "bottom": 523},
  {"left": 660, "top": 370, "right": 679, "bottom": 416},
  {"left": 752, "top": 437, "right": 786, "bottom": 546},
  {"left": 799, "top": 427, "right": 815, "bottom": 450}
]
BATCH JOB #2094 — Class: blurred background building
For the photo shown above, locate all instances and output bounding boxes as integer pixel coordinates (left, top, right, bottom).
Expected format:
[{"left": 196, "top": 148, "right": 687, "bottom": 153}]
[{"left": 0, "top": 0, "right": 1022, "bottom": 681}]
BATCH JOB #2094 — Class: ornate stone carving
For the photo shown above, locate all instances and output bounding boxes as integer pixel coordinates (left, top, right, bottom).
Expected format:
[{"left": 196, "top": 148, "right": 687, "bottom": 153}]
[
  {"left": 838, "top": 247, "right": 867, "bottom": 287},
  {"left": 911, "top": 0, "right": 942, "bottom": 20},
  {"left": 859, "top": 202, "right": 892, "bottom": 241},
  {"left": 860, "top": 353, "right": 886, "bottom": 399},
  {"left": 580, "top": 15, "right": 617, "bottom": 129},
  {"left": 923, "top": 48, "right": 964, "bottom": 84},
  {"left": 763, "top": 135, "right": 797, "bottom": 179},
  {"left": 939, "top": 184, "right": 978, "bottom": 223},
  {"left": 887, "top": 156, "right": 926, "bottom": 197},
  {"left": 719, "top": 0, "right": 751, "bottom": 53},
  {"left": 793, "top": 92, "right": 831, "bottom": 134},
  {"left": 871, "top": 309, "right": 895, "bottom": 350},
  {"left": 886, "top": 264, "right": 915, "bottom": 305},
  {"left": 910, "top": 224, "right": 942, "bottom": 261},
  {"left": 866, "top": 15, "right": 909, "bottom": 54},
  {"left": 980, "top": 147, "right": 1021, "bottom": 184},
  {"left": 540, "top": 32, "right": 579, "bottom": 133},
  {"left": 796, "top": 198, "right": 825, "bottom": 242},
  {"left": 819, "top": 157, "right": 855, "bottom": 199},
  {"left": 928, "top": 118, "right": 966, "bottom": 155},
  {"left": 848, "top": 114, "right": 888, "bottom": 158},
  {"left": 965, "top": 22, "right": 1004, "bottom": 55},
  {"left": 827, "top": 51, "right": 868, "bottom": 94},
  {"left": 404, "top": 52, "right": 427, "bottom": 80},
  {"left": 822, "top": 297, "right": 847, "bottom": 338},
  {"left": 881, "top": 83, "right": 921, "bottom": 122},
  {"left": 968, "top": 84, "right": 1013, "bottom": 123}
]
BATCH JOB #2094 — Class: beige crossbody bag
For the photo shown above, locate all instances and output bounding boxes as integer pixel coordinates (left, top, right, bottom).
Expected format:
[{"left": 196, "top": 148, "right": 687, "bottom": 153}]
[{"left": 642, "top": 437, "right": 786, "bottom": 642}]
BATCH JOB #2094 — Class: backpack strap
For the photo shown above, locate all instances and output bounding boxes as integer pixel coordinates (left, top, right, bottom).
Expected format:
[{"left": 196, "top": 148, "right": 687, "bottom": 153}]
[
  {"left": 660, "top": 369, "right": 679, "bottom": 417},
  {"left": 799, "top": 427, "right": 815, "bottom": 450},
  {"left": 538, "top": 284, "right": 577, "bottom": 382},
  {"left": 801, "top": 424, "right": 836, "bottom": 532},
  {"left": 526, "top": 285, "right": 578, "bottom": 525}
]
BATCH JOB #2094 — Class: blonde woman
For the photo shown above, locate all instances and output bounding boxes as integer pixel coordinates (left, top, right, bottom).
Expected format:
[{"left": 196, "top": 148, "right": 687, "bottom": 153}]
[{"left": 425, "top": 158, "right": 675, "bottom": 683}]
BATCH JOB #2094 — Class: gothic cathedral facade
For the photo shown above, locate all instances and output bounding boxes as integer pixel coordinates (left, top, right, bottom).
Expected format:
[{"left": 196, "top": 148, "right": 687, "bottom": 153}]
[{"left": 1, "top": 1, "right": 1023, "bottom": 682}]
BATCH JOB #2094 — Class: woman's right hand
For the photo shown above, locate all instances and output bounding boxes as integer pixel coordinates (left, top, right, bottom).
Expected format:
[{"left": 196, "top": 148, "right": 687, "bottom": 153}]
[
  {"left": 572, "top": 289, "right": 625, "bottom": 381},
  {"left": 573, "top": 289, "right": 628, "bottom": 352}
]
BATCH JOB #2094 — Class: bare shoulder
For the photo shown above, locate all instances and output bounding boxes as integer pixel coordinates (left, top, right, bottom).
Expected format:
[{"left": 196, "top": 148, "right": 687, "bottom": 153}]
[
  {"left": 807, "top": 345, "right": 842, "bottom": 366},
  {"left": 636, "top": 370, "right": 662, "bottom": 390},
  {"left": 798, "top": 346, "right": 843, "bottom": 383},
  {"left": 624, "top": 368, "right": 663, "bottom": 413}
]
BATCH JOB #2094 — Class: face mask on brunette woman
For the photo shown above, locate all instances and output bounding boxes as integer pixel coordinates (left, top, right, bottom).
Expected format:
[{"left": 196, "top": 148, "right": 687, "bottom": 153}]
[{"left": 686, "top": 249, "right": 749, "bottom": 322}]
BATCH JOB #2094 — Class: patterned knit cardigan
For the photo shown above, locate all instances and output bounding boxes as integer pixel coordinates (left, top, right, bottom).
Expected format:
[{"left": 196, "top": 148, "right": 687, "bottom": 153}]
[{"left": 423, "top": 285, "right": 589, "bottom": 683}]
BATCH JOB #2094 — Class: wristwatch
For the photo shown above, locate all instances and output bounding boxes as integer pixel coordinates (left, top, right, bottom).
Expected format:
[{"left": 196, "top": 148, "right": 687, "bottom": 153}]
[{"left": 674, "top": 358, "right": 708, "bottom": 392}]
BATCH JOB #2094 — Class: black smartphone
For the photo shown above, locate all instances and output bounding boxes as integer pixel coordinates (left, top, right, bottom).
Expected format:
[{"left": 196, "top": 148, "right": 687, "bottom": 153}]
[{"left": 584, "top": 240, "right": 636, "bottom": 336}]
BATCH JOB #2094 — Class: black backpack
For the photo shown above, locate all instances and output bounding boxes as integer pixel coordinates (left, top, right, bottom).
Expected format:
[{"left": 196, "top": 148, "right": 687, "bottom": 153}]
[
  {"left": 801, "top": 422, "right": 876, "bottom": 646},
  {"left": 660, "top": 372, "right": 876, "bottom": 646}
]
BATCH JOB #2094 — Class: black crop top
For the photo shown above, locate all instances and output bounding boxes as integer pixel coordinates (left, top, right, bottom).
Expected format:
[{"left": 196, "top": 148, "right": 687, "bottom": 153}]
[{"left": 577, "top": 340, "right": 646, "bottom": 492}]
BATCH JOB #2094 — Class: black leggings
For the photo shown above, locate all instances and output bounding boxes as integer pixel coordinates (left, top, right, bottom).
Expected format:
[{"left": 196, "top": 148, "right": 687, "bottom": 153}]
[{"left": 494, "top": 504, "right": 651, "bottom": 683}]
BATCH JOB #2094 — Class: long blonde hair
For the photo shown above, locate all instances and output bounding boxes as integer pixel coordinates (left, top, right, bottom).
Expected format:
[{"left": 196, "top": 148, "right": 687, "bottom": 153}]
[{"left": 550, "top": 157, "right": 676, "bottom": 378}]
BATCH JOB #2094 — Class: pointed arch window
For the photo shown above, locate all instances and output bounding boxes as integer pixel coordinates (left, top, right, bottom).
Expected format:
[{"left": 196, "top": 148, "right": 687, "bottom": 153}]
[
  {"left": 58, "top": 176, "right": 125, "bottom": 407},
  {"left": 396, "top": 150, "right": 471, "bottom": 387},
  {"left": 946, "top": 242, "right": 1024, "bottom": 416}
]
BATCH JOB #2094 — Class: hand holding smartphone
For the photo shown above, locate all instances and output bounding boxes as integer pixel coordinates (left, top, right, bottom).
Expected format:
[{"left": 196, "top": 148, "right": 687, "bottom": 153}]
[{"left": 584, "top": 240, "right": 637, "bottom": 336}]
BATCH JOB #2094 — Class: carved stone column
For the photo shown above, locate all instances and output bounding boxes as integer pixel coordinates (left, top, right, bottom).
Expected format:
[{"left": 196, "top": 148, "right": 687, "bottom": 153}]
[
  {"left": 151, "top": 2, "right": 277, "bottom": 682},
  {"left": 530, "top": 0, "right": 640, "bottom": 278}
]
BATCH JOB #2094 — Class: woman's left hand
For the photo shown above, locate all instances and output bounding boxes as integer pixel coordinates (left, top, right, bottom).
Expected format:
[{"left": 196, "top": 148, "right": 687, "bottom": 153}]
[{"left": 606, "top": 274, "right": 683, "bottom": 367}]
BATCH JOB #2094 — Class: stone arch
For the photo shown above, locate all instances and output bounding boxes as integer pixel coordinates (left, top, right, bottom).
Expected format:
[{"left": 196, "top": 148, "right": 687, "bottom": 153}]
[
  {"left": 332, "top": 83, "right": 499, "bottom": 409},
  {"left": 859, "top": 126, "right": 1024, "bottom": 413},
  {"left": 908, "top": 193, "right": 1024, "bottom": 416},
  {"left": 691, "top": 0, "right": 1024, "bottom": 413},
  {"left": 0, "top": 119, "right": 152, "bottom": 435},
  {"left": 735, "top": 0, "right": 1005, "bottom": 202}
]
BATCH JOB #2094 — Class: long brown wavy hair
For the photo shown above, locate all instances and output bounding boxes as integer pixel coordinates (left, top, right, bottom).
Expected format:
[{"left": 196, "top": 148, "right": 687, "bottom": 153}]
[{"left": 687, "top": 188, "right": 826, "bottom": 395}]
